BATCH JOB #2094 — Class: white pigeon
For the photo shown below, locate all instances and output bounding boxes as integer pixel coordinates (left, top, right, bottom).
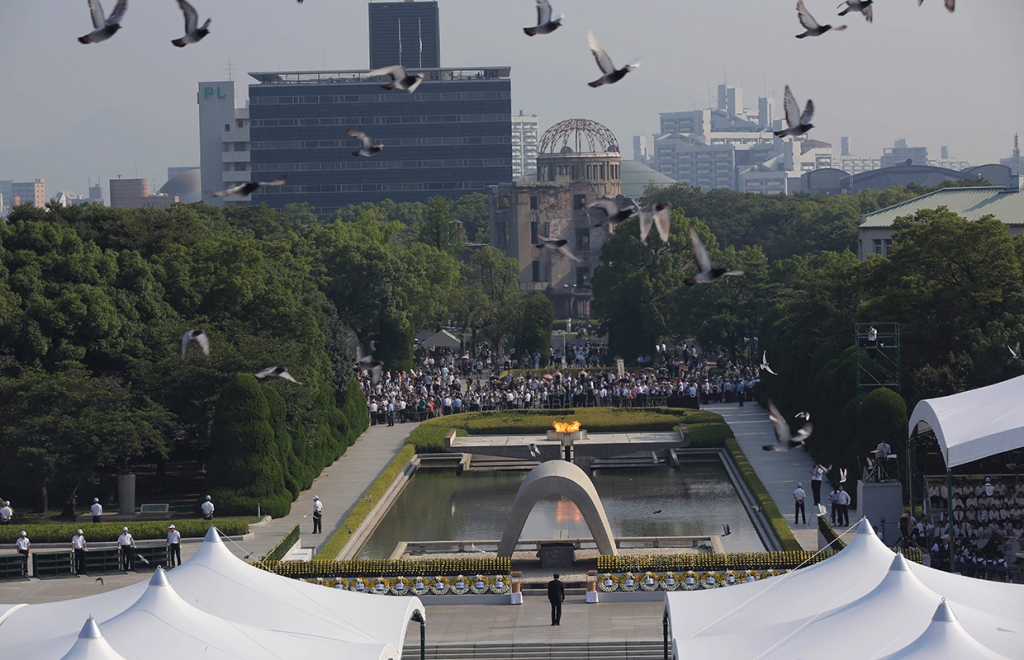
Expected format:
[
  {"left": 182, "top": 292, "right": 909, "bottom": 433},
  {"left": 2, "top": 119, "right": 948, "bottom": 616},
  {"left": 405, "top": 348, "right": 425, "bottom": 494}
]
[
  {"left": 524, "top": 0, "right": 563, "bottom": 36},
  {"left": 795, "top": 0, "right": 846, "bottom": 38},
  {"left": 354, "top": 355, "right": 384, "bottom": 385},
  {"left": 535, "top": 235, "right": 581, "bottom": 262},
  {"left": 79, "top": 0, "right": 128, "bottom": 44},
  {"left": 837, "top": 0, "right": 873, "bottom": 23},
  {"left": 839, "top": 468, "right": 848, "bottom": 483},
  {"left": 528, "top": 443, "right": 541, "bottom": 460},
  {"left": 761, "top": 351, "right": 778, "bottom": 376},
  {"left": 639, "top": 202, "right": 671, "bottom": 245},
  {"left": 368, "top": 65, "right": 424, "bottom": 93},
  {"left": 795, "top": 411, "right": 811, "bottom": 420},
  {"left": 683, "top": 227, "right": 743, "bottom": 285},
  {"left": 210, "top": 176, "right": 287, "bottom": 198},
  {"left": 254, "top": 366, "right": 305, "bottom": 385},
  {"left": 587, "top": 32, "right": 639, "bottom": 88},
  {"left": 586, "top": 196, "right": 639, "bottom": 227},
  {"left": 1008, "top": 342, "right": 1021, "bottom": 359},
  {"left": 763, "top": 400, "right": 813, "bottom": 451},
  {"left": 180, "top": 329, "right": 210, "bottom": 361},
  {"left": 919, "top": 0, "right": 955, "bottom": 12},
  {"left": 773, "top": 85, "right": 815, "bottom": 138},
  {"left": 171, "top": 0, "right": 210, "bottom": 48},
  {"left": 346, "top": 129, "right": 382, "bottom": 157}
]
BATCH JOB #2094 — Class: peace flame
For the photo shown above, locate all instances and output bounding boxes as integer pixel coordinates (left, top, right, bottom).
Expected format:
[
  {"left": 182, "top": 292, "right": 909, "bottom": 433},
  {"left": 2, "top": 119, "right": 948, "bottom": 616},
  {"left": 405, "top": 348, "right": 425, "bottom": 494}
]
[{"left": 552, "top": 420, "right": 581, "bottom": 433}]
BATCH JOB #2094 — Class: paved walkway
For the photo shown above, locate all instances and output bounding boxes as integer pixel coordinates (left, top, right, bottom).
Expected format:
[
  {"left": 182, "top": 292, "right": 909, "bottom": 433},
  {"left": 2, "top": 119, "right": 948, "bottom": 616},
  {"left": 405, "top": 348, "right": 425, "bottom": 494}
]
[{"left": 704, "top": 403, "right": 827, "bottom": 551}]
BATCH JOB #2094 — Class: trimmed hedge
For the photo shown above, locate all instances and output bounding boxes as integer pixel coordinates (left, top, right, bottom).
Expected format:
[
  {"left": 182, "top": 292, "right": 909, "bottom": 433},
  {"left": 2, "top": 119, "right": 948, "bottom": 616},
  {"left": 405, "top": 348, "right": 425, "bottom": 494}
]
[
  {"left": 314, "top": 445, "right": 417, "bottom": 560},
  {"left": 0, "top": 518, "right": 251, "bottom": 544},
  {"left": 264, "top": 523, "right": 302, "bottom": 561},
  {"left": 725, "top": 436, "right": 803, "bottom": 552},
  {"left": 256, "top": 555, "right": 510, "bottom": 578}
]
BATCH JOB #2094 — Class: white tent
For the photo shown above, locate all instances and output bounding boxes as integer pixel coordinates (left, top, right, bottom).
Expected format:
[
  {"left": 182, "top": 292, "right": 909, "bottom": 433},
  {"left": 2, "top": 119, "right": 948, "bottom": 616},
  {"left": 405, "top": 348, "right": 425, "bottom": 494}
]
[
  {"left": 664, "top": 519, "right": 1024, "bottom": 659},
  {"left": 59, "top": 618, "right": 127, "bottom": 660},
  {"left": 0, "top": 527, "right": 422, "bottom": 660},
  {"left": 878, "top": 601, "right": 1009, "bottom": 660},
  {"left": 419, "top": 330, "right": 461, "bottom": 350},
  {"left": 907, "top": 374, "right": 1024, "bottom": 468}
]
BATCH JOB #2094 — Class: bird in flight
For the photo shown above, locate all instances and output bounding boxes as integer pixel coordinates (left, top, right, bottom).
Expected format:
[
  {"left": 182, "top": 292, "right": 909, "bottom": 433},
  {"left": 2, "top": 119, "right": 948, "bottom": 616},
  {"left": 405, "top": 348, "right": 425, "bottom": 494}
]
[
  {"left": 795, "top": 0, "right": 846, "bottom": 38},
  {"left": 95, "top": 577, "right": 105, "bottom": 585},
  {"left": 346, "top": 129, "right": 383, "bottom": 158},
  {"left": 180, "top": 329, "right": 210, "bottom": 361},
  {"left": 683, "top": 227, "right": 743, "bottom": 285},
  {"left": 795, "top": 411, "right": 811, "bottom": 421},
  {"left": 587, "top": 32, "right": 639, "bottom": 87},
  {"left": 368, "top": 65, "right": 424, "bottom": 93},
  {"left": 1009, "top": 342, "right": 1021, "bottom": 359},
  {"left": 254, "top": 366, "right": 305, "bottom": 385},
  {"left": 919, "top": 0, "right": 955, "bottom": 12},
  {"left": 639, "top": 203, "right": 672, "bottom": 245},
  {"left": 761, "top": 352, "right": 777, "bottom": 376},
  {"left": 171, "top": 0, "right": 210, "bottom": 47},
  {"left": 586, "top": 196, "right": 639, "bottom": 228},
  {"left": 354, "top": 355, "right": 384, "bottom": 385},
  {"left": 536, "top": 235, "right": 581, "bottom": 262},
  {"left": 763, "top": 400, "right": 813, "bottom": 451},
  {"left": 79, "top": 0, "right": 128, "bottom": 44},
  {"left": 837, "top": 0, "right": 873, "bottom": 23},
  {"left": 652, "top": 509, "right": 663, "bottom": 515},
  {"left": 722, "top": 524, "right": 731, "bottom": 537},
  {"left": 211, "top": 176, "right": 287, "bottom": 198},
  {"left": 524, "top": 0, "right": 563, "bottom": 36},
  {"left": 839, "top": 468, "right": 848, "bottom": 483},
  {"left": 750, "top": 505, "right": 764, "bottom": 514},
  {"left": 528, "top": 443, "right": 541, "bottom": 460},
  {"left": 774, "top": 85, "right": 815, "bottom": 138}
]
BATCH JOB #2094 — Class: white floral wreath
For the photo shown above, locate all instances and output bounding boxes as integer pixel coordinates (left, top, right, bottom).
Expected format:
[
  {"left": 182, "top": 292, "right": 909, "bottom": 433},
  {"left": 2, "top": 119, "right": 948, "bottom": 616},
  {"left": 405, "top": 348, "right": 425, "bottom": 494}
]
[
  {"left": 391, "top": 576, "right": 412, "bottom": 595},
  {"left": 470, "top": 575, "right": 490, "bottom": 595},
  {"left": 681, "top": 571, "right": 700, "bottom": 591},
  {"left": 619, "top": 572, "right": 639, "bottom": 592},
  {"left": 450, "top": 574, "right": 470, "bottom": 595},
  {"left": 410, "top": 576, "right": 430, "bottom": 595},
  {"left": 639, "top": 571, "right": 661, "bottom": 591},
  {"left": 660, "top": 571, "right": 680, "bottom": 591},
  {"left": 350, "top": 577, "right": 369, "bottom": 593},
  {"left": 490, "top": 575, "right": 511, "bottom": 595},
  {"left": 598, "top": 573, "right": 619, "bottom": 592},
  {"left": 429, "top": 575, "right": 450, "bottom": 595},
  {"left": 700, "top": 571, "right": 721, "bottom": 589},
  {"left": 371, "top": 577, "right": 391, "bottom": 594}
]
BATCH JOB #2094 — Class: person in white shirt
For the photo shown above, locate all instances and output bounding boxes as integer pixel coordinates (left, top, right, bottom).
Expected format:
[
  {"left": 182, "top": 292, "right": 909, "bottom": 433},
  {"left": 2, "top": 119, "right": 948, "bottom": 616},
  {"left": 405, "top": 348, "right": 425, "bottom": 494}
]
[
  {"left": 72, "top": 529, "right": 88, "bottom": 575},
  {"left": 0, "top": 501, "right": 13, "bottom": 525},
  {"left": 793, "top": 482, "right": 807, "bottom": 525},
  {"left": 201, "top": 495, "right": 215, "bottom": 520},
  {"left": 312, "top": 495, "right": 324, "bottom": 534},
  {"left": 810, "top": 463, "right": 828, "bottom": 506},
  {"left": 15, "top": 530, "right": 30, "bottom": 576},
  {"left": 167, "top": 524, "right": 182, "bottom": 567},
  {"left": 118, "top": 527, "right": 136, "bottom": 571},
  {"left": 836, "top": 485, "right": 852, "bottom": 526},
  {"left": 90, "top": 498, "right": 103, "bottom": 523},
  {"left": 984, "top": 477, "right": 995, "bottom": 498}
]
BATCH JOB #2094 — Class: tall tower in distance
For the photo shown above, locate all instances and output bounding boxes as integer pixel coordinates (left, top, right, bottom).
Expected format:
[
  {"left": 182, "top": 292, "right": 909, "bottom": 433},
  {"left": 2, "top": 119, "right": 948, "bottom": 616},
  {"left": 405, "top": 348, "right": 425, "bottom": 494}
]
[{"left": 368, "top": 1, "right": 440, "bottom": 70}]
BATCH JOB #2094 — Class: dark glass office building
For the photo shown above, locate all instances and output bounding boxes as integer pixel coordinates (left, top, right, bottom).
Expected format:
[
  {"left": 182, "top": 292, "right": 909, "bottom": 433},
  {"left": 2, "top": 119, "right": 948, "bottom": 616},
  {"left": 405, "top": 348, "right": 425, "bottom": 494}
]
[
  {"left": 248, "top": 68, "right": 512, "bottom": 219},
  {"left": 368, "top": 1, "right": 440, "bottom": 70}
]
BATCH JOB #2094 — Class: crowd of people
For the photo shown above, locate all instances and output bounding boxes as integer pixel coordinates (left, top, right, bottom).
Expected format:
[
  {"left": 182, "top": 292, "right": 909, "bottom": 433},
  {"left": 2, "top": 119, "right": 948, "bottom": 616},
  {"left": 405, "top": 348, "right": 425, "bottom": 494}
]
[{"left": 356, "top": 342, "right": 765, "bottom": 424}]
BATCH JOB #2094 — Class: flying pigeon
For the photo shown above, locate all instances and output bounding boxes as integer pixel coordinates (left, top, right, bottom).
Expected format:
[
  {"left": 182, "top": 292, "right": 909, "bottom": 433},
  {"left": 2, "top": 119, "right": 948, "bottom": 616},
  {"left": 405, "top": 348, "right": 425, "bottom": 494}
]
[
  {"left": 1009, "top": 342, "right": 1021, "bottom": 359},
  {"left": 722, "top": 524, "right": 731, "bottom": 537},
  {"left": 837, "top": 0, "right": 873, "bottom": 22},
  {"left": 763, "top": 400, "right": 813, "bottom": 451},
  {"left": 254, "top": 366, "right": 305, "bottom": 385},
  {"left": 587, "top": 32, "right": 640, "bottom": 87},
  {"left": 919, "top": 0, "right": 955, "bottom": 12},
  {"left": 210, "top": 176, "right": 287, "bottom": 198},
  {"left": 79, "top": 0, "right": 128, "bottom": 44},
  {"left": 761, "top": 351, "right": 777, "bottom": 376},
  {"left": 750, "top": 505, "right": 764, "bottom": 514},
  {"left": 528, "top": 443, "right": 541, "bottom": 460},
  {"left": 180, "top": 329, "right": 210, "bottom": 361},
  {"left": 535, "top": 235, "right": 581, "bottom": 262},
  {"left": 652, "top": 509, "right": 663, "bottom": 515},
  {"left": 639, "top": 203, "right": 672, "bottom": 245},
  {"left": 773, "top": 85, "right": 815, "bottom": 138},
  {"left": 683, "top": 227, "right": 744, "bottom": 285},
  {"left": 586, "top": 196, "right": 639, "bottom": 227},
  {"left": 839, "top": 468, "right": 848, "bottom": 483},
  {"left": 795, "top": 411, "right": 811, "bottom": 421},
  {"left": 524, "top": 0, "right": 563, "bottom": 36},
  {"left": 171, "top": 0, "right": 210, "bottom": 47},
  {"left": 354, "top": 355, "right": 384, "bottom": 385},
  {"left": 795, "top": 0, "right": 846, "bottom": 38},
  {"left": 95, "top": 577, "right": 104, "bottom": 585},
  {"left": 368, "top": 65, "right": 424, "bottom": 93},
  {"left": 346, "top": 129, "right": 382, "bottom": 158},
  {"left": 816, "top": 503, "right": 827, "bottom": 516}
]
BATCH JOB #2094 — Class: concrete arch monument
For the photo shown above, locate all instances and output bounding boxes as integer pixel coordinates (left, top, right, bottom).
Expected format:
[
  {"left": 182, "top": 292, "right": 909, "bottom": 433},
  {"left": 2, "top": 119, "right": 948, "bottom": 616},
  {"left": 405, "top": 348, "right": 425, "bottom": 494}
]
[{"left": 496, "top": 460, "right": 618, "bottom": 557}]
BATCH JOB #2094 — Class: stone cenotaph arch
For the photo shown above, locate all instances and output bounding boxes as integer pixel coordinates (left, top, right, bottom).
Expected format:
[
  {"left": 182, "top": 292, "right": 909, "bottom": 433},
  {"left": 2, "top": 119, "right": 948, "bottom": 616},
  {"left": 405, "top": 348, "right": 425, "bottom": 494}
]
[{"left": 496, "top": 460, "right": 618, "bottom": 557}]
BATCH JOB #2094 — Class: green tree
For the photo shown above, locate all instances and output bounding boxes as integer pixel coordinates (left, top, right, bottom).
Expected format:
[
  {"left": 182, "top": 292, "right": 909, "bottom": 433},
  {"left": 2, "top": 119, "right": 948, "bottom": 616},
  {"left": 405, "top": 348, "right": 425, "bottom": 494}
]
[
  {"left": 417, "top": 196, "right": 466, "bottom": 256},
  {"left": 514, "top": 294, "right": 554, "bottom": 365},
  {"left": 452, "top": 193, "right": 490, "bottom": 243}
]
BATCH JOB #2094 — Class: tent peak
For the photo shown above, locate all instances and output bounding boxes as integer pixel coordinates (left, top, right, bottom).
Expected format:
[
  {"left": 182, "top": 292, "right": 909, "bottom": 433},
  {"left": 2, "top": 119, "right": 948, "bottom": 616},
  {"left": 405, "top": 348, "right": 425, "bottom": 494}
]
[
  {"left": 203, "top": 526, "right": 222, "bottom": 544},
  {"left": 933, "top": 599, "right": 956, "bottom": 622},
  {"left": 78, "top": 616, "right": 103, "bottom": 639},
  {"left": 889, "top": 553, "right": 911, "bottom": 572},
  {"left": 854, "top": 518, "right": 874, "bottom": 535},
  {"left": 149, "top": 567, "right": 170, "bottom": 587}
]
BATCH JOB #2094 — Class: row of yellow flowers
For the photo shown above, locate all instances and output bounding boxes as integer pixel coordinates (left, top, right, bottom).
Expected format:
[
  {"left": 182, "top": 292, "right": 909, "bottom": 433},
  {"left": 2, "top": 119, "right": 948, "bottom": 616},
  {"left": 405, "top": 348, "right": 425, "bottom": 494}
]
[
  {"left": 303, "top": 574, "right": 512, "bottom": 596},
  {"left": 597, "top": 548, "right": 923, "bottom": 573},
  {"left": 253, "top": 556, "right": 511, "bottom": 578}
]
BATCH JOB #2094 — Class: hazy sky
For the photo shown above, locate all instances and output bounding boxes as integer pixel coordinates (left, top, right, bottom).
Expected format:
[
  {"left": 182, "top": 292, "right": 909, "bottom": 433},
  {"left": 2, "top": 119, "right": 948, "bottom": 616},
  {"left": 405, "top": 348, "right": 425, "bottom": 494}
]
[{"left": 1, "top": 0, "right": 1021, "bottom": 197}]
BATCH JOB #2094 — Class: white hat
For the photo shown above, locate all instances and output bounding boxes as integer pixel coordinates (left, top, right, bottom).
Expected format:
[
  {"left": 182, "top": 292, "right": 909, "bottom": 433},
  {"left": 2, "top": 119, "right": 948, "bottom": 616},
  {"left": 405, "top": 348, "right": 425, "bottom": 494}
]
[
  {"left": 20, "top": 530, "right": 27, "bottom": 536},
  {"left": 93, "top": 498, "right": 99, "bottom": 503},
  {"left": 168, "top": 524, "right": 175, "bottom": 529},
  {"left": 122, "top": 527, "right": 129, "bottom": 531},
  {"left": 985, "top": 477, "right": 991, "bottom": 482},
  {"left": 206, "top": 495, "right": 211, "bottom": 501},
  {"left": 4, "top": 501, "right": 9, "bottom": 506},
  {"left": 313, "top": 495, "right": 319, "bottom": 500},
  {"left": 797, "top": 482, "right": 803, "bottom": 487},
  {"left": 76, "top": 529, "right": 84, "bottom": 534}
]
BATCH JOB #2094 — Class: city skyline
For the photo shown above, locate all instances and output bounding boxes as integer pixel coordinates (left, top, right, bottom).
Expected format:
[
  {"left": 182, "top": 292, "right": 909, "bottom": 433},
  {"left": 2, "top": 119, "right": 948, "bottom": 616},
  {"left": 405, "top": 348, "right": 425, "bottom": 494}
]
[{"left": 1, "top": 0, "right": 1021, "bottom": 197}]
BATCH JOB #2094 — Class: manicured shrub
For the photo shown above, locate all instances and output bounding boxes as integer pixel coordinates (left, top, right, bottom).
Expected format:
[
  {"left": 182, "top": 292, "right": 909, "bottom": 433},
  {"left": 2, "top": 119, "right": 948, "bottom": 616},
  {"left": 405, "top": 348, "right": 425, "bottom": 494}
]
[
  {"left": 265, "top": 387, "right": 304, "bottom": 499},
  {"left": 0, "top": 518, "right": 251, "bottom": 544}
]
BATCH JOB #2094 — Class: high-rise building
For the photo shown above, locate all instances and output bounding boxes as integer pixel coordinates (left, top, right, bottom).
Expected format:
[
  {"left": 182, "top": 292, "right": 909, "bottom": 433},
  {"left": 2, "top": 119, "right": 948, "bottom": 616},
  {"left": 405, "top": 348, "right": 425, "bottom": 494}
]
[
  {"left": 632, "top": 135, "right": 651, "bottom": 165},
  {"left": 368, "top": 1, "right": 440, "bottom": 70},
  {"left": 89, "top": 183, "right": 104, "bottom": 204},
  {"left": 10, "top": 179, "right": 45, "bottom": 208},
  {"left": 881, "top": 139, "right": 928, "bottom": 168},
  {"left": 1001, "top": 134, "right": 1020, "bottom": 175},
  {"left": 511, "top": 111, "right": 539, "bottom": 181},
  {"left": 109, "top": 178, "right": 178, "bottom": 209},
  {"left": 197, "top": 81, "right": 251, "bottom": 206}
]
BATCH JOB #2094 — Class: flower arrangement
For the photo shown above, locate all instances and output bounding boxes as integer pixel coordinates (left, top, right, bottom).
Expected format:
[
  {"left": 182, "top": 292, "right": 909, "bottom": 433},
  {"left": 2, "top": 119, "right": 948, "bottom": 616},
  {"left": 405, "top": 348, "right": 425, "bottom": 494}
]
[
  {"left": 699, "top": 571, "right": 721, "bottom": 589},
  {"left": 410, "top": 576, "right": 430, "bottom": 595},
  {"left": 350, "top": 577, "right": 368, "bottom": 592},
  {"left": 390, "top": 576, "right": 411, "bottom": 595},
  {"left": 723, "top": 570, "right": 740, "bottom": 586},
  {"left": 639, "top": 571, "right": 660, "bottom": 592},
  {"left": 598, "top": 573, "right": 619, "bottom": 592},
  {"left": 450, "top": 575, "right": 470, "bottom": 595},
  {"left": 660, "top": 571, "right": 680, "bottom": 591},
  {"left": 332, "top": 577, "right": 349, "bottom": 590},
  {"left": 681, "top": 571, "right": 699, "bottom": 591},
  {"left": 490, "top": 576, "right": 511, "bottom": 595},
  {"left": 371, "top": 577, "right": 391, "bottom": 594},
  {"left": 470, "top": 575, "right": 490, "bottom": 595},
  {"left": 619, "top": 571, "right": 639, "bottom": 592},
  {"left": 742, "top": 570, "right": 759, "bottom": 583},
  {"left": 430, "top": 575, "right": 450, "bottom": 595}
]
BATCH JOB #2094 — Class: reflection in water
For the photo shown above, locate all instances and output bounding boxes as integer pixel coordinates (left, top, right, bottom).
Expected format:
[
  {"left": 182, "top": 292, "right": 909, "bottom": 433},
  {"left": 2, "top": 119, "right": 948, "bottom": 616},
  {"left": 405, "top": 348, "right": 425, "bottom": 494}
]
[{"left": 358, "top": 463, "right": 765, "bottom": 558}]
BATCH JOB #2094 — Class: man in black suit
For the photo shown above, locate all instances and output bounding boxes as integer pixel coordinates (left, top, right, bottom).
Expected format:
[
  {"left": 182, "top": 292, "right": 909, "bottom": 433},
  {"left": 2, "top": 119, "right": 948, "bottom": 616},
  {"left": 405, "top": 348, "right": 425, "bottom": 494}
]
[{"left": 547, "top": 573, "right": 565, "bottom": 626}]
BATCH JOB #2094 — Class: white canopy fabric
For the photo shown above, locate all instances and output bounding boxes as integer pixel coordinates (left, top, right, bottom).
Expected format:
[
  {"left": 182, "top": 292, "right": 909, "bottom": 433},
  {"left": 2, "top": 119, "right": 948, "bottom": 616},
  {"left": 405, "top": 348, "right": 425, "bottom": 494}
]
[
  {"left": 420, "top": 330, "right": 461, "bottom": 349},
  {"left": 0, "top": 527, "right": 422, "bottom": 660},
  {"left": 907, "top": 374, "right": 1024, "bottom": 468},
  {"left": 59, "top": 618, "right": 127, "bottom": 660},
  {"left": 665, "top": 519, "right": 1024, "bottom": 660},
  {"left": 878, "top": 601, "right": 1009, "bottom": 660}
]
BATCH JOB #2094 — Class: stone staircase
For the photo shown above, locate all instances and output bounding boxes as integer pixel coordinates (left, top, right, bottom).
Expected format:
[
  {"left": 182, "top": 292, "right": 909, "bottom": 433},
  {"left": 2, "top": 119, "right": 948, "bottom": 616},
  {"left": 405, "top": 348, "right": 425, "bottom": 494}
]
[
  {"left": 402, "top": 640, "right": 666, "bottom": 659},
  {"left": 464, "top": 455, "right": 540, "bottom": 471}
]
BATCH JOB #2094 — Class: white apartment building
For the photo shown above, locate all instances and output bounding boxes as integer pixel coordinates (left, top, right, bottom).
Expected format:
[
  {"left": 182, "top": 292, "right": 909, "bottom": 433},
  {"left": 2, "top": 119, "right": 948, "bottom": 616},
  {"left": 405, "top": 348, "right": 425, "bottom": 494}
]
[
  {"left": 198, "top": 81, "right": 251, "bottom": 206},
  {"left": 511, "top": 111, "right": 539, "bottom": 181}
]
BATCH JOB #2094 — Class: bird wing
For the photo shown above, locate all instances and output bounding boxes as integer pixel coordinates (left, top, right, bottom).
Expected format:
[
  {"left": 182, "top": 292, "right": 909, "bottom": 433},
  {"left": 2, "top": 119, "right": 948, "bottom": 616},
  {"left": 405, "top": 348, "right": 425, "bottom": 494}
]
[
  {"left": 639, "top": 208, "right": 654, "bottom": 244},
  {"left": 796, "top": 0, "right": 820, "bottom": 30},
  {"left": 782, "top": 85, "right": 800, "bottom": 129},
  {"left": 194, "top": 331, "right": 210, "bottom": 356},
  {"left": 88, "top": 0, "right": 106, "bottom": 28},
  {"left": 254, "top": 367, "right": 276, "bottom": 378},
  {"left": 944, "top": 0, "right": 954, "bottom": 12},
  {"left": 257, "top": 176, "right": 287, "bottom": 187},
  {"left": 346, "top": 129, "right": 373, "bottom": 148},
  {"left": 180, "top": 331, "right": 191, "bottom": 359},
  {"left": 177, "top": 0, "right": 198, "bottom": 33},
  {"left": 840, "top": 468, "right": 848, "bottom": 483},
  {"left": 556, "top": 246, "right": 581, "bottom": 262},
  {"left": 799, "top": 99, "right": 815, "bottom": 126},
  {"left": 586, "top": 197, "right": 619, "bottom": 217},
  {"left": 653, "top": 205, "right": 671, "bottom": 243},
  {"left": 1009, "top": 344, "right": 1018, "bottom": 358},
  {"left": 793, "top": 421, "right": 813, "bottom": 444},
  {"left": 368, "top": 65, "right": 405, "bottom": 81},
  {"left": 688, "top": 227, "right": 712, "bottom": 272},
  {"left": 536, "top": 0, "right": 552, "bottom": 25},
  {"left": 767, "top": 400, "right": 791, "bottom": 442},
  {"left": 106, "top": 0, "right": 128, "bottom": 25},
  {"left": 863, "top": 5, "right": 873, "bottom": 22},
  {"left": 588, "top": 32, "right": 615, "bottom": 74},
  {"left": 278, "top": 370, "right": 304, "bottom": 385}
]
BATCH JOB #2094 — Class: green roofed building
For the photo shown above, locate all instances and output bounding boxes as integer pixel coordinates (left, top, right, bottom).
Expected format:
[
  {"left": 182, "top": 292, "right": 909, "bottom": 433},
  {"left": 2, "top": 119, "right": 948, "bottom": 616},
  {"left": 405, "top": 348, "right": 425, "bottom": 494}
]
[{"left": 857, "top": 175, "right": 1024, "bottom": 260}]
